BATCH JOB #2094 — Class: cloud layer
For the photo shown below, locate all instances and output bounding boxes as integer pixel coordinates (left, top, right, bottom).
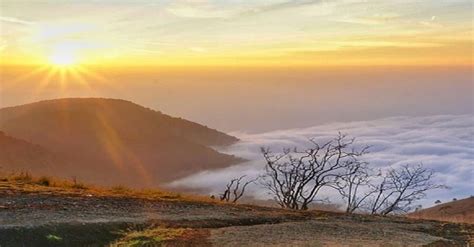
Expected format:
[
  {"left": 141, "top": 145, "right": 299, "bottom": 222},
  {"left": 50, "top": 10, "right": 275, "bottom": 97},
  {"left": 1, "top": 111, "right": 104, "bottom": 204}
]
[{"left": 170, "top": 114, "right": 474, "bottom": 207}]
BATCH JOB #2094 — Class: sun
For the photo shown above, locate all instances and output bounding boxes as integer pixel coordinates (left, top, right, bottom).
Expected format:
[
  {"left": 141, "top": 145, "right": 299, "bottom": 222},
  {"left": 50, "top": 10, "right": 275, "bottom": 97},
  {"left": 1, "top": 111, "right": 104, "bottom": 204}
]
[{"left": 49, "top": 51, "right": 77, "bottom": 67}]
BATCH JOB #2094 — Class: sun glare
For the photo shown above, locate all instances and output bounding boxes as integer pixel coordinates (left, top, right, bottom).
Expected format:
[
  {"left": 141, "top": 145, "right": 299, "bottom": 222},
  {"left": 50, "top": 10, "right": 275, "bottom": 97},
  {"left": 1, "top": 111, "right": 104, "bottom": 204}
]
[{"left": 49, "top": 52, "right": 77, "bottom": 67}]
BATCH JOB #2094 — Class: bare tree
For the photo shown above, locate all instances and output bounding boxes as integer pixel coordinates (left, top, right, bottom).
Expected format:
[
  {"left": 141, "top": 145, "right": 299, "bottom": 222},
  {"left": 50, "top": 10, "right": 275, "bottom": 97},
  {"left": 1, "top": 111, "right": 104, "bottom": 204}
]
[
  {"left": 367, "top": 164, "right": 445, "bottom": 215},
  {"left": 260, "top": 133, "right": 368, "bottom": 210},
  {"left": 332, "top": 161, "right": 372, "bottom": 213},
  {"left": 220, "top": 175, "right": 256, "bottom": 203}
]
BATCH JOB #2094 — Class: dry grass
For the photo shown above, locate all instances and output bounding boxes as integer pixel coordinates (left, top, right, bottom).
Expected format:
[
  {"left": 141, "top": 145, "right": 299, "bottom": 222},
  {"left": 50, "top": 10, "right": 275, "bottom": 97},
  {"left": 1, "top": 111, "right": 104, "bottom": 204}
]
[
  {"left": 9, "top": 171, "right": 33, "bottom": 182},
  {"left": 409, "top": 212, "right": 474, "bottom": 224},
  {"left": 0, "top": 171, "right": 218, "bottom": 204},
  {"left": 111, "top": 227, "right": 190, "bottom": 246},
  {"left": 1, "top": 171, "right": 89, "bottom": 190},
  {"left": 408, "top": 197, "right": 474, "bottom": 224}
]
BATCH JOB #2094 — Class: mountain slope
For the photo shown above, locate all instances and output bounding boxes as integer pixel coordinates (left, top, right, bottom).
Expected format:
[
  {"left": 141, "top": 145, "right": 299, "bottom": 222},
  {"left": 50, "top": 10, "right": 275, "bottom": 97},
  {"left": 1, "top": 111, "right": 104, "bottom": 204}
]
[
  {"left": 0, "top": 131, "right": 65, "bottom": 176},
  {"left": 409, "top": 197, "right": 474, "bottom": 224},
  {"left": 0, "top": 98, "right": 238, "bottom": 146},
  {"left": 0, "top": 98, "right": 242, "bottom": 186}
]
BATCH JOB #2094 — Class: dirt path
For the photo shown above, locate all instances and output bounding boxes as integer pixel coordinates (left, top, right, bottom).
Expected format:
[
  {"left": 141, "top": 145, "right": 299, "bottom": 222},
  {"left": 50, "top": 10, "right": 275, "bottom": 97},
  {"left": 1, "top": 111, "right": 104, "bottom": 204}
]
[
  {"left": 209, "top": 217, "right": 454, "bottom": 246},
  {"left": 1, "top": 182, "right": 472, "bottom": 246}
]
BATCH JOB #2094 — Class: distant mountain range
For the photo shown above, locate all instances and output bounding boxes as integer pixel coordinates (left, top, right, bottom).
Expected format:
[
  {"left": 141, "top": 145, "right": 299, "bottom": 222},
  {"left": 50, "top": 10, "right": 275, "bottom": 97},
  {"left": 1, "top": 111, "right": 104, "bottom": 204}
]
[{"left": 0, "top": 98, "right": 242, "bottom": 187}]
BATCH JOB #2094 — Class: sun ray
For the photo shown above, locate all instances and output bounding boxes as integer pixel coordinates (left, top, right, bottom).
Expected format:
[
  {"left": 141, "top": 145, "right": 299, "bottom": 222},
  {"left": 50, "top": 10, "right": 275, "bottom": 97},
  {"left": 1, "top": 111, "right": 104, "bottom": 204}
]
[
  {"left": 95, "top": 111, "right": 153, "bottom": 186},
  {"left": 69, "top": 67, "right": 93, "bottom": 91},
  {"left": 58, "top": 67, "right": 67, "bottom": 92},
  {"left": 29, "top": 66, "right": 58, "bottom": 101},
  {"left": 75, "top": 65, "right": 108, "bottom": 84},
  {"left": 9, "top": 65, "right": 50, "bottom": 84}
]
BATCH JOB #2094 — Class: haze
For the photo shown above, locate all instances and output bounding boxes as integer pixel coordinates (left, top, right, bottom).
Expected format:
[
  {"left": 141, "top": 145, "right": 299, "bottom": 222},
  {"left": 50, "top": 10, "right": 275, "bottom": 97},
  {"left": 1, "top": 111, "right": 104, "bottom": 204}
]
[{"left": 0, "top": 66, "right": 471, "bottom": 132}]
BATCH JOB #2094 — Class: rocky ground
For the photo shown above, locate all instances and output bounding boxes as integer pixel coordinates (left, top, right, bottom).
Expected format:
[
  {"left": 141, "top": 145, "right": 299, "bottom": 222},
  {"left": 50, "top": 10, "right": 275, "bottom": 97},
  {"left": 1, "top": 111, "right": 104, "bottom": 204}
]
[{"left": 0, "top": 181, "right": 472, "bottom": 246}]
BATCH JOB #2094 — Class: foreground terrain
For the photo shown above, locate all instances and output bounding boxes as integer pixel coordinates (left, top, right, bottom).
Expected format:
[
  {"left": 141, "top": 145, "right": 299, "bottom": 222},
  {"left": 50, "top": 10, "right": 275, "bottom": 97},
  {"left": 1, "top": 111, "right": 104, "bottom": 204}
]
[{"left": 0, "top": 178, "right": 472, "bottom": 246}]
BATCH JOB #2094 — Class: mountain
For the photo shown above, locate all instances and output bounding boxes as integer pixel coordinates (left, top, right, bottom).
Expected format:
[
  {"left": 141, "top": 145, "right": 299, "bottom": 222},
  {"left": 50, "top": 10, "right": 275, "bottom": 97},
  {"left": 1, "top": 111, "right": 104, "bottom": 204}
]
[
  {"left": 0, "top": 98, "right": 242, "bottom": 186},
  {"left": 0, "top": 131, "right": 64, "bottom": 176},
  {"left": 408, "top": 197, "right": 474, "bottom": 224}
]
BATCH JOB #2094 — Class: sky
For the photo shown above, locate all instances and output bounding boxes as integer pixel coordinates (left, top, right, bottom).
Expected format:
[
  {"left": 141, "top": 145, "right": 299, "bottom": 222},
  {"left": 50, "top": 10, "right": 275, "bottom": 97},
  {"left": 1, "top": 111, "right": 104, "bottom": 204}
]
[{"left": 0, "top": 0, "right": 472, "bottom": 66}]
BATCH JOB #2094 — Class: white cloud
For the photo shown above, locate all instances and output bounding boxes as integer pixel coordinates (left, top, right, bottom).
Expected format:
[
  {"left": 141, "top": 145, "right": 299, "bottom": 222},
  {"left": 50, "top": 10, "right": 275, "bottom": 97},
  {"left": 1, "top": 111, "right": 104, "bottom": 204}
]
[
  {"left": 169, "top": 114, "right": 474, "bottom": 207},
  {"left": 165, "top": 1, "right": 238, "bottom": 19},
  {"left": 0, "top": 16, "right": 35, "bottom": 25},
  {"left": 337, "top": 13, "right": 400, "bottom": 25}
]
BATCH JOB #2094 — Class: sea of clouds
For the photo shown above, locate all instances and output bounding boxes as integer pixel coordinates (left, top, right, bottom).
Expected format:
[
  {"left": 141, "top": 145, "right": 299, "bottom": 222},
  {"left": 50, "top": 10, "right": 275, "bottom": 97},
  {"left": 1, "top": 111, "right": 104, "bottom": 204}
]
[{"left": 170, "top": 114, "right": 474, "bottom": 207}]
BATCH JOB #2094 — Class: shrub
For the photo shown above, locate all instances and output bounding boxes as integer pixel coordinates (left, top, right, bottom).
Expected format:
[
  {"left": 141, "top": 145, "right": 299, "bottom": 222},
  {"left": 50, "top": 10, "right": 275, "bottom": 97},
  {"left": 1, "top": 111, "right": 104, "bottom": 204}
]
[
  {"left": 111, "top": 185, "right": 131, "bottom": 193},
  {"left": 12, "top": 171, "right": 32, "bottom": 182},
  {"left": 69, "top": 182, "right": 87, "bottom": 189},
  {"left": 37, "top": 176, "right": 51, "bottom": 186},
  {"left": 69, "top": 176, "right": 87, "bottom": 189}
]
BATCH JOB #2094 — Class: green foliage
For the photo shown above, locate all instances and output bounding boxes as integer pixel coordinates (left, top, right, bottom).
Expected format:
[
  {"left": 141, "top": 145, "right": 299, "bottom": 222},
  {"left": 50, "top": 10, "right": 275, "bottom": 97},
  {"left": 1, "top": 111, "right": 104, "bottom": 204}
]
[{"left": 46, "top": 234, "right": 62, "bottom": 242}]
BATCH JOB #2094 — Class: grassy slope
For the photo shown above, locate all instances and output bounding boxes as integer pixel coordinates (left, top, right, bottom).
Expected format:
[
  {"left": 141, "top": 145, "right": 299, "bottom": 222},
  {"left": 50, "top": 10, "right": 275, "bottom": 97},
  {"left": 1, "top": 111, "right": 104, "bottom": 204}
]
[{"left": 409, "top": 197, "right": 474, "bottom": 224}]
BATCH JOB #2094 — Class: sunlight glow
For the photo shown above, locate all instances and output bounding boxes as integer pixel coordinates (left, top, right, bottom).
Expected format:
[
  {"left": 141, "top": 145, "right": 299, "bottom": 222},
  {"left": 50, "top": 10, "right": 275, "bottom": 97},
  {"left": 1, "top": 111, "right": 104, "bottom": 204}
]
[
  {"left": 49, "top": 51, "right": 77, "bottom": 67},
  {"left": 46, "top": 41, "right": 85, "bottom": 68}
]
